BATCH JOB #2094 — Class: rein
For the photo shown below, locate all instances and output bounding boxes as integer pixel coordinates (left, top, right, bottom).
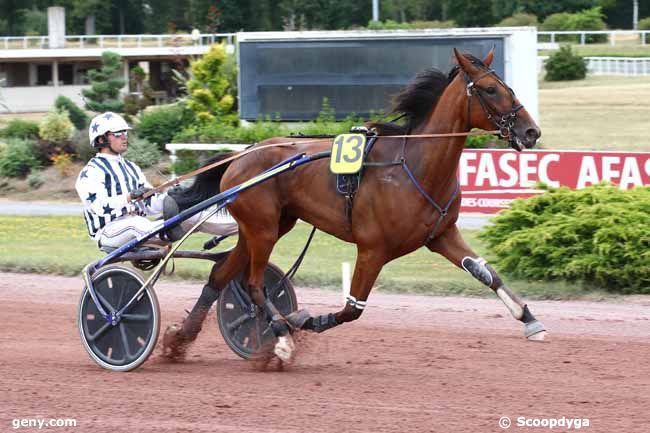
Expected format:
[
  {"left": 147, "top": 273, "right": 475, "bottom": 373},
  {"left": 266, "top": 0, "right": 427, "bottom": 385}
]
[
  {"left": 138, "top": 130, "right": 500, "bottom": 201},
  {"left": 139, "top": 141, "right": 312, "bottom": 200}
]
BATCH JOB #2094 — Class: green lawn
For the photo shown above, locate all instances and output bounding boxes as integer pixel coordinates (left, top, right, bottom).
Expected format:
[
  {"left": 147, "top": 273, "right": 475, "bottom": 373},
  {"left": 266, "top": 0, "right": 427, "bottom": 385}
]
[
  {"left": 538, "top": 75, "right": 650, "bottom": 151},
  {"left": 539, "top": 41, "right": 650, "bottom": 58},
  {"left": 0, "top": 215, "right": 611, "bottom": 300}
]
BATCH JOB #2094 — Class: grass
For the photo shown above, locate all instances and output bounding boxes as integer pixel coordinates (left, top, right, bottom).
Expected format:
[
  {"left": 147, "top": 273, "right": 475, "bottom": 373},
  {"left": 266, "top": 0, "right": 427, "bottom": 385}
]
[
  {"left": 539, "top": 40, "right": 650, "bottom": 58},
  {"left": 0, "top": 215, "right": 613, "bottom": 300},
  {"left": 538, "top": 75, "right": 650, "bottom": 151}
]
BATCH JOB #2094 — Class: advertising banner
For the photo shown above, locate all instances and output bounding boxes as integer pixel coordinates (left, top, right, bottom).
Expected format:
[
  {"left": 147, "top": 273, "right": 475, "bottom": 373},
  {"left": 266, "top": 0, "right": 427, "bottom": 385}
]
[{"left": 459, "top": 149, "right": 650, "bottom": 213}]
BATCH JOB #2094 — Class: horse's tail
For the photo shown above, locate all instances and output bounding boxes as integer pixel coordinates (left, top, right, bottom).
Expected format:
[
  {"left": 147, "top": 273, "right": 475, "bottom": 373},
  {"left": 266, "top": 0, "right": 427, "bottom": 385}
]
[{"left": 168, "top": 152, "right": 235, "bottom": 211}]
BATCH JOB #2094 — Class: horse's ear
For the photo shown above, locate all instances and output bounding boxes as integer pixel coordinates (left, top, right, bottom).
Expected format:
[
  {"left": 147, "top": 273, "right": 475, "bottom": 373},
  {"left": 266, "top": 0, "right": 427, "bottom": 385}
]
[
  {"left": 453, "top": 48, "right": 478, "bottom": 74},
  {"left": 483, "top": 47, "right": 495, "bottom": 67}
]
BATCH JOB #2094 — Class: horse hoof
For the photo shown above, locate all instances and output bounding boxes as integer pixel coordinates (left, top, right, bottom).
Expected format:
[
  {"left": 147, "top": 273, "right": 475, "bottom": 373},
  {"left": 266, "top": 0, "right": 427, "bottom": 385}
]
[
  {"left": 524, "top": 320, "right": 547, "bottom": 341},
  {"left": 274, "top": 335, "right": 295, "bottom": 362},
  {"left": 161, "top": 324, "right": 188, "bottom": 361},
  {"left": 286, "top": 309, "right": 311, "bottom": 330},
  {"left": 527, "top": 331, "right": 547, "bottom": 341}
]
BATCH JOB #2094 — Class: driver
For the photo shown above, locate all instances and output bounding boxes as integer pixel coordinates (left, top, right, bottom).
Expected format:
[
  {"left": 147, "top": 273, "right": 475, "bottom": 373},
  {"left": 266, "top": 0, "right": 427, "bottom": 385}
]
[{"left": 75, "top": 112, "right": 237, "bottom": 251}]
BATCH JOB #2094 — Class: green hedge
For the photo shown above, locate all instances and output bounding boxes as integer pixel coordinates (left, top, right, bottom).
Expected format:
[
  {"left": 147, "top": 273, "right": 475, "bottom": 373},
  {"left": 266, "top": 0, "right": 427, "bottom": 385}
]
[
  {"left": 479, "top": 184, "right": 650, "bottom": 293},
  {"left": 545, "top": 46, "right": 587, "bottom": 81},
  {"left": 1, "top": 119, "right": 40, "bottom": 140},
  {"left": 54, "top": 96, "right": 88, "bottom": 131},
  {"left": 135, "top": 103, "right": 194, "bottom": 149},
  {"left": 0, "top": 138, "right": 41, "bottom": 177}
]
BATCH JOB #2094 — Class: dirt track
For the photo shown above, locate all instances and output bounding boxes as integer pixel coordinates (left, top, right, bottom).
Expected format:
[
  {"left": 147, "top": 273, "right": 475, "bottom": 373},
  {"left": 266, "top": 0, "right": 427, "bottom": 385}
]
[{"left": 1, "top": 272, "right": 650, "bottom": 433}]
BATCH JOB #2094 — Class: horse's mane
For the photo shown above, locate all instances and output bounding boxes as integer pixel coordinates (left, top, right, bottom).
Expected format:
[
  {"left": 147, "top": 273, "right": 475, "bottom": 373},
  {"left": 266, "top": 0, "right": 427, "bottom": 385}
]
[{"left": 370, "top": 54, "right": 486, "bottom": 135}]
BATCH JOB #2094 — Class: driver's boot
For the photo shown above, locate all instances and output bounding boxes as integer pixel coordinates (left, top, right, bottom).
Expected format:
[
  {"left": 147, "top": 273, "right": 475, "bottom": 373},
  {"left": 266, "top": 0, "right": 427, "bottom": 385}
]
[{"left": 161, "top": 195, "right": 187, "bottom": 242}]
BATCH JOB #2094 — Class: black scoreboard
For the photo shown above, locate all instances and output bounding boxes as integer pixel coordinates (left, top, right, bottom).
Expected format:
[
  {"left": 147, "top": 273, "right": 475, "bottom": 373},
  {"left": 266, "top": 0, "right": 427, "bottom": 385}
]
[{"left": 238, "top": 33, "right": 505, "bottom": 121}]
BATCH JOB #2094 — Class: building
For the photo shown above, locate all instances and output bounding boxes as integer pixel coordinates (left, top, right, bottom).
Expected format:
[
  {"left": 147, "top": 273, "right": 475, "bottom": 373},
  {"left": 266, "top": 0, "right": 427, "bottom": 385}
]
[{"left": 0, "top": 33, "right": 232, "bottom": 113}]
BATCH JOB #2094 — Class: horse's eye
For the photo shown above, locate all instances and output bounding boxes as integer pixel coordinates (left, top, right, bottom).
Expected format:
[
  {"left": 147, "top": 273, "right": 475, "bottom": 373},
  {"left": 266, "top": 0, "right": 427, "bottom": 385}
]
[{"left": 486, "top": 86, "right": 497, "bottom": 95}]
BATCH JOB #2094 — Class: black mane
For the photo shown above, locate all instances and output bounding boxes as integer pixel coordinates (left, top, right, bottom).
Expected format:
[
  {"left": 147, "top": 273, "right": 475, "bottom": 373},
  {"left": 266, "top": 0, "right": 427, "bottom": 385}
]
[{"left": 370, "top": 54, "right": 487, "bottom": 135}]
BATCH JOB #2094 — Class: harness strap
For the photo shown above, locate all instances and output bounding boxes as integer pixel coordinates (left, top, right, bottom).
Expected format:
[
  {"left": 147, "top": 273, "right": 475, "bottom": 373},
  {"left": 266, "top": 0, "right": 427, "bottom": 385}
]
[{"left": 401, "top": 160, "right": 460, "bottom": 243}]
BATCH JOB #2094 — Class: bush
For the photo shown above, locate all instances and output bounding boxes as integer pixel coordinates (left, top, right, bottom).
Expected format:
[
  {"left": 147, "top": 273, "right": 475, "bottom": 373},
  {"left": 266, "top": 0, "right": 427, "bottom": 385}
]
[
  {"left": 544, "top": 46, "right": 587, "bottom": 81},
  {"left": 124, "top": 136, "right": 163, "bottom": 168},
  {"left": 540, "top": 12, "right": 573, "bottom": 31},
  {"left": 411, "top": 20, "right": 456, "bottom": 29},
  {"left": 39, "top": 109, "right": 74, "bottom": 143},
  {"left": 541, "top": 7, "right": 607, "bottom": 44},
  {"left": 171, "top": 149, "right": 200, "bottom": 175},
  {"left": 54, "top": 96, "right": 89, "bottom": 131},
  {"left": 70, "top": 129, "right": 95, "bottom": 162},
  {"left": 571, "top": 7, "right": 607, "bottom": 43},
  {"left": 496, "top": 13, "right": 538, "bottom": 27},
  {"left": 465, "top": 133, "right": 507, "bottom": 149},
  {"left": 638, "top": 17, "right": 650, "bottom": 31},
  {"left": 50, "top": 152, "right": 76, "bottom": 176},
  {"left": 135, "top": 103, "right": 193, "bottom": 149},
  {"left": 27, "top": 170, "right": 44, "bottom": 189},
  {"left": 186, "top": 44, "right": 237, "bottom": 123},
  {"left": 1, "top": 119, "right": 40, "bottom": 139},
  {"left": 479, "top": 184, "right": 650, "bottom": 293},
  {"left": 0, "top": 138, "right": 41, "bottom": 178}
]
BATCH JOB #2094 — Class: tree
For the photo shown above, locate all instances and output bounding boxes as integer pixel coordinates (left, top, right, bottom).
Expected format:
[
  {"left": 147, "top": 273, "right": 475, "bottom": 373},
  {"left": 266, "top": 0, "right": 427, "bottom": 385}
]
[
  {"left": 82, "top": 51, "right": 125, "bottom": 113},
  {"left": 185, "top": 44, "right": 236, "bottom": 123},
  {"left": 443, "top": 0, "right": 497, "bottom": 27},
  {"left": 519, "top": 0, "right": 598, "bottom": 20}
]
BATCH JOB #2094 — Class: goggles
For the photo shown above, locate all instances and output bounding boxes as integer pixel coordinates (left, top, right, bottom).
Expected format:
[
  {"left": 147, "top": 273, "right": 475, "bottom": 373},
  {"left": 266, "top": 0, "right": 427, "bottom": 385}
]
[{"left": 110, "top": 130, "right": 128, "bottom": 138}]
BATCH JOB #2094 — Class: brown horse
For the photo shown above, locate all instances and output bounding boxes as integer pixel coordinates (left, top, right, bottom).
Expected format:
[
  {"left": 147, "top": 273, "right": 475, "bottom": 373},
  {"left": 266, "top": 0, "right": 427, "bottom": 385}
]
[{"left": 162, "top": 48, "right": 546, "bottom": 361}]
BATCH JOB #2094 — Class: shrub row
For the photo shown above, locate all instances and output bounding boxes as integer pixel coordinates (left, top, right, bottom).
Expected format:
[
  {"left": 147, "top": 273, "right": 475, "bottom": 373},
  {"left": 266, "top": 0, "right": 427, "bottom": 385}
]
[{"left": 479, "top": 184, "right": 650, "bottom": 293}]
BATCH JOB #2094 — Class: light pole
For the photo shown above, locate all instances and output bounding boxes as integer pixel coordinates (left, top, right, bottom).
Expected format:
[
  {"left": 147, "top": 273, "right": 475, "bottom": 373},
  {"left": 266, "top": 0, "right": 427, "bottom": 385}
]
[
  {"left": 633, "top": 0, "right": 639, "bottom": 30},
  {"left": 372, "top": 0, "right": 379, "bottom": 22}
]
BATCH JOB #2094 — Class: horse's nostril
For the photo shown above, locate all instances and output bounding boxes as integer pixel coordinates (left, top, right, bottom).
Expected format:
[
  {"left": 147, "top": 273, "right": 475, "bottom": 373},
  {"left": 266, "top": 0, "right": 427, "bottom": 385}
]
[{"left": 525, "top": 127, "right": 541, "bottom": 142}]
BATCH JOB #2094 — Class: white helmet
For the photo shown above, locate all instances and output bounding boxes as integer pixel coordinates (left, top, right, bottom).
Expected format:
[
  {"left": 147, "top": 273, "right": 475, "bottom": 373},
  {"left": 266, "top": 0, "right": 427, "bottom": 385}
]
[{"left": 88, "top": 112, "right": 132, "bottom": 148}]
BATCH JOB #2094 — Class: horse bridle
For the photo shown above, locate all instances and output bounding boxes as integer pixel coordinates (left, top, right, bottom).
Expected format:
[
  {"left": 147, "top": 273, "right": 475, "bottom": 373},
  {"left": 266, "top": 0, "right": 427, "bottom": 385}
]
[{"left": 464, "top": 69, "right": 523, "bottom": 146}]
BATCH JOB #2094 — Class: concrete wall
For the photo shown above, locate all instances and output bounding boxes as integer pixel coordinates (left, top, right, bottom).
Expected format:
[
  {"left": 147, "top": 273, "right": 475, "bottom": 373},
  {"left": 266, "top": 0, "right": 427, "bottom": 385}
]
[{"left": 0, "top": 85, "right": 88, "bottom": 113}]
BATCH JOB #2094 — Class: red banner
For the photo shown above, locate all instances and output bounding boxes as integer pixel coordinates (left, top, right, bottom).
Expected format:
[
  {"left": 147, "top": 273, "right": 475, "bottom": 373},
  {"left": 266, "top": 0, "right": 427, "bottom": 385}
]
[{"left": 459, "top": 149, "right": 650, "bottom": 213}]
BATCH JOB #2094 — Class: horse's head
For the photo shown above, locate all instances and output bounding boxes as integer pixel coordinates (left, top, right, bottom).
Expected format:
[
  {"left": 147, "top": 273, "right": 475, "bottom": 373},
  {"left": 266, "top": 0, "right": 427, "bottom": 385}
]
[{"left": 453, "top": 48, "right": 541, "bottom": 151}]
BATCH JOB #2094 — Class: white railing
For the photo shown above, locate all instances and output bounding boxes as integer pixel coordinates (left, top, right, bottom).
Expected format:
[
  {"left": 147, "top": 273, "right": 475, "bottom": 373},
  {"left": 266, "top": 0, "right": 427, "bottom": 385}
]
[
  {"left": 584, "top": 56, "right": 650, "bottom": 75},
  {"left": 0, "top": 33, "right": 235, "bottom": 50},
  {"left": 538, "top": 30, "right": 650, "bottom": 46},
  {"left": 537, "top": 55, "right": 650, "bottom": 76}
]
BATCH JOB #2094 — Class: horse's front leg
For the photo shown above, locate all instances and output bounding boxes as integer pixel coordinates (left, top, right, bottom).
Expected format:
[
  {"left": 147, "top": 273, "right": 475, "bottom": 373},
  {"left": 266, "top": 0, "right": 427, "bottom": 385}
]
[
  {"left": 427, "top": 224, "right": 547, "bottom": 340},
  {"left": 288, "top": 247, "right": 386, "bottom": 333}
]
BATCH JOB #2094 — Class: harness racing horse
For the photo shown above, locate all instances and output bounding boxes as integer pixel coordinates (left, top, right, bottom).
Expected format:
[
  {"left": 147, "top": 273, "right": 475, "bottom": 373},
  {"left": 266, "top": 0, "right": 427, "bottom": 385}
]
[{"left": 162, "top": 49, "right": 546, "bottom": 361}]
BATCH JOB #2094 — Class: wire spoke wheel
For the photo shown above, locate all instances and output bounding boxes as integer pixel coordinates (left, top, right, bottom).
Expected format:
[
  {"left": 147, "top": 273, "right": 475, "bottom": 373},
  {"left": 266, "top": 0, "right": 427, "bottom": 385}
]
[
  {"left": 217, "top": 263, "right": 297, "bottom": 360},
  {"left": 78, "top": 265, "right": 160, "bottom": 372}
]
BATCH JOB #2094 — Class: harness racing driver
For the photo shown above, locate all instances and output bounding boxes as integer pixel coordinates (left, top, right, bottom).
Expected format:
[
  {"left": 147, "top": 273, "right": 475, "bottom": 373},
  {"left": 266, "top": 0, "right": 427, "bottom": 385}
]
[{"left": 75, "top": 112, "right": 237, "bottom": 251}]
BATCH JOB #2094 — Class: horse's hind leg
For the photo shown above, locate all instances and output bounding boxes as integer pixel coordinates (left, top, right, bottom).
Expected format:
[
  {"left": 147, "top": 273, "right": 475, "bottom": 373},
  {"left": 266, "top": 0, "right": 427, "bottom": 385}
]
[
  {"left": 427, "top": 224, "right": 546, "bottom": 341},
  {"left": 242, "top": 225, "right": 298, "bottom": 360},
  {"left": 162, "top": 235, "right": 250, "bottom": 359}
]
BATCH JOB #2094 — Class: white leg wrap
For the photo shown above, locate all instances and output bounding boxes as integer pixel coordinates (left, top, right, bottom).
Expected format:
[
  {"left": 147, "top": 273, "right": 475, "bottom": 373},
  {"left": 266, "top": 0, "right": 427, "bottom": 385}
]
[
  {"left": 346, "top": 295, "right": 367, "bottom": 310},
  {"left": 496, "top": 286, "right": 524, "bottom": 320}
]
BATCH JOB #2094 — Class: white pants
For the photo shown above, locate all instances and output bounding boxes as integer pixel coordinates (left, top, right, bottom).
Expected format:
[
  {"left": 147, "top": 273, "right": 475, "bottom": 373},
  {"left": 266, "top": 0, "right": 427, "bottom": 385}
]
[{"left": 96, "top": 204, "right": 238, "bottom": 250}]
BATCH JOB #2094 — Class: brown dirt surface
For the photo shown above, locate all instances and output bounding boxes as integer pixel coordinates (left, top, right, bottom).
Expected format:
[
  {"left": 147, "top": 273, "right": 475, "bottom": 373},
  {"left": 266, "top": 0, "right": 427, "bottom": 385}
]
[{"left": 1, "top": 272, "right": 649, "bottom": 433}]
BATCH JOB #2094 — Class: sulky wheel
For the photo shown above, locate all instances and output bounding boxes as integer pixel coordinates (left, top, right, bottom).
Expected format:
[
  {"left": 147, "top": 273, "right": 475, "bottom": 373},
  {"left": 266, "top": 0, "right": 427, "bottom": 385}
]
[
  {"left": 217, "top": 262, "right": 298, "bottom": 360},
  {"left": 77, "top": 265, "right": 160, "bottom": 372}
]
